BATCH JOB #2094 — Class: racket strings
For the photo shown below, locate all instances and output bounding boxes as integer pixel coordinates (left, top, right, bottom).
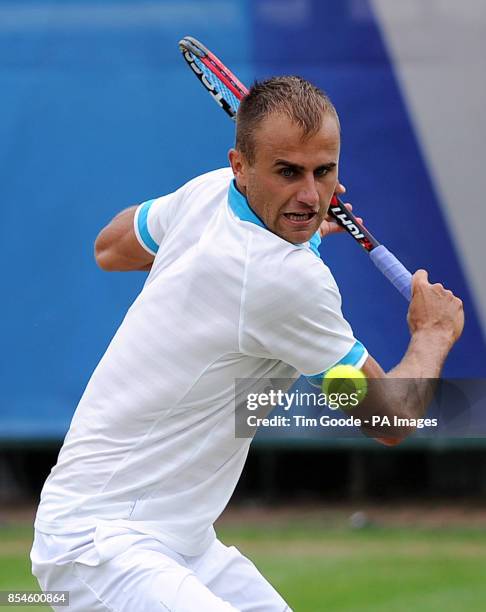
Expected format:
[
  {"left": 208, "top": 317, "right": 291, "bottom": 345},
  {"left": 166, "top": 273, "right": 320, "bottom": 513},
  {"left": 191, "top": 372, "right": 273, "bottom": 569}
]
[{"left": 192, "top": 55, "right": 241, "bottom": 117}]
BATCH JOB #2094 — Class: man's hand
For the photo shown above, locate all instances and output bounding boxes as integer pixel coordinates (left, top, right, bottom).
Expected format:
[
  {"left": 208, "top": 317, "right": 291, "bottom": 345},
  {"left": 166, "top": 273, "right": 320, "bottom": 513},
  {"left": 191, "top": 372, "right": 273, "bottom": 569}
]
[
  {"left": 319, "top": 183, "right": 363, "bottom": 238},
  {"left": 407, "top": 269, "right": 464, "bottom": 347}
]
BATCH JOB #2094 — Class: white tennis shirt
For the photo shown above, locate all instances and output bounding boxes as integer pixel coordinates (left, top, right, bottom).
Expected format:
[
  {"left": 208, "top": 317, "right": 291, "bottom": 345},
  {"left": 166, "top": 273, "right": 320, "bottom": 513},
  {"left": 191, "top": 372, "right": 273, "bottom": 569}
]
[{"left": 35, "top": 168, "right": 367, "bottom": 555}]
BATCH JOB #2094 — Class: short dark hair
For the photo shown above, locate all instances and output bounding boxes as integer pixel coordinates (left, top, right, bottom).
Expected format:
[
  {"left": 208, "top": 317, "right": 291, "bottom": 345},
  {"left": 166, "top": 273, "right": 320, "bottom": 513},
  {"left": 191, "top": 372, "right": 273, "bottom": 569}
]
[{"left": 235, "top": 76, "right": 339, "bottom": 164}]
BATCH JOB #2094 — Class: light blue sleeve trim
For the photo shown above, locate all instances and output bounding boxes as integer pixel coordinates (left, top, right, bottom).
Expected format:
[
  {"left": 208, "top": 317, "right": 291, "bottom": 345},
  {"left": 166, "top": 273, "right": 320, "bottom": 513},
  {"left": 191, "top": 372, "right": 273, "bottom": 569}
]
[
  {"left": 306, "top": 340, "right": 368, "bottom": 388},
  {"left": 137, "top": 199, "right": 159, "bottom": 254}
]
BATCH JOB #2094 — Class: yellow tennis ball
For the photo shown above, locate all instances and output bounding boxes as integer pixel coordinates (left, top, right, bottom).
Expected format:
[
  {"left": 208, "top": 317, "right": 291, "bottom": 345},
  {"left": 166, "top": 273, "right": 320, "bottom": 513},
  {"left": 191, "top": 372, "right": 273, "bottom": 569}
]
[{"left": 322, "top": 364, "right": 368, "bottom": 404}]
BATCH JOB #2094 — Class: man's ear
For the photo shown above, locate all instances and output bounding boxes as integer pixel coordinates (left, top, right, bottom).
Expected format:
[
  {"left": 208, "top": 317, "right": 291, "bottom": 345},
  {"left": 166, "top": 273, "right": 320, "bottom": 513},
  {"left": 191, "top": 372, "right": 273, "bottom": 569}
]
[{"left": 228, "top": 148, "right": 248, "bottom": 190}]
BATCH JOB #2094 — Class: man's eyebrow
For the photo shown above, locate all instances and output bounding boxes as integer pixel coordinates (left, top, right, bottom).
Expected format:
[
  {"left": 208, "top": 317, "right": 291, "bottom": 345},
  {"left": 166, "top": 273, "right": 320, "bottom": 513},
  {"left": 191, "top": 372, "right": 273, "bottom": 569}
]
[
  {"left": 273, "top": 159, "right": 304, "bottom": 170},
  {"left": 273, "top": 159, "right": 337, "bottom": 171}
]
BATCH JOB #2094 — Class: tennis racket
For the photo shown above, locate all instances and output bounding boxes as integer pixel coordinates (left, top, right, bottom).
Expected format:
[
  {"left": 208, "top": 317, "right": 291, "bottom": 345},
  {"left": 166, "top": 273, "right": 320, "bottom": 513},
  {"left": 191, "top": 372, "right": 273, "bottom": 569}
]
[{"left": 178, "top": 36, "right": 412, "bottom": 301}]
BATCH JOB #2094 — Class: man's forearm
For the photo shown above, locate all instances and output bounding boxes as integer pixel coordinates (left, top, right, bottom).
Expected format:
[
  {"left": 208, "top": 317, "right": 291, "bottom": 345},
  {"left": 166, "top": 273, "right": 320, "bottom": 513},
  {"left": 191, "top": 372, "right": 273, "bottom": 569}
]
[
  {"left": 358, "top": 330, "right": 453, "bottom": 441},
  {"left": 385, "top": 331, "right": 449, "bottom": 424},
  {"left": 388, "top": 329, "right": 452, "bottom": 380},
  {"left": 384, "top": 329, "right": 453, "bottom": 423}
]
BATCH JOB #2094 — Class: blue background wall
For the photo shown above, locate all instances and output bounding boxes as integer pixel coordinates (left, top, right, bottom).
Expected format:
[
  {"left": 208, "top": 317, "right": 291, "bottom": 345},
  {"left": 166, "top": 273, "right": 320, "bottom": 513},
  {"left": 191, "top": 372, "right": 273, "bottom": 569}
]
[{"left": 1, "top": 0, "right": 485, "bottom": 439}]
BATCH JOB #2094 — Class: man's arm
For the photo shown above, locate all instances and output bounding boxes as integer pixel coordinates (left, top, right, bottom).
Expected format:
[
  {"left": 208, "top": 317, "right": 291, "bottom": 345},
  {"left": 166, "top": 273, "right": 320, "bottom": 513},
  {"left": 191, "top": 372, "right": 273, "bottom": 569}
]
[
  {"left": 356, "top": 269, "right": 464, "bottom": 443},
  {"left": 94, "top": 206, "right": 154, "bottom": 272}
]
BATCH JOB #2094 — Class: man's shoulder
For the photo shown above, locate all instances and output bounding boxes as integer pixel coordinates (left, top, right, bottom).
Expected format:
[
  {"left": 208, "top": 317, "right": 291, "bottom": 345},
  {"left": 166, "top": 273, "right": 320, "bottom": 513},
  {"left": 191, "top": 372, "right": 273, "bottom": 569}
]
[
  {"left": 182, "top": 167, "right": 233, "bottom": 193},
  {"left": 149, "top": 167, "right": 233, "bottom": 208}
]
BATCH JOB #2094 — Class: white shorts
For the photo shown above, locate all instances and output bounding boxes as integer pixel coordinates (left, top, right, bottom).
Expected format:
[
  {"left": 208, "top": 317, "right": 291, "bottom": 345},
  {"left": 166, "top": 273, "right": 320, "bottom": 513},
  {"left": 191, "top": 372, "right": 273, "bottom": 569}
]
[{"left": 31, "top": 526, "right": 291, "bottom": 611}]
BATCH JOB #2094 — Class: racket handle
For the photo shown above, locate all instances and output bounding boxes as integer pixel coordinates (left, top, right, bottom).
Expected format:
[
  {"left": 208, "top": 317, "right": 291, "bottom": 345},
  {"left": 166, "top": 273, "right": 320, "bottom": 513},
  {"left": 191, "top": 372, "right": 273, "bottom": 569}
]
[{"left": 369, "top": 245, "right": 412, "bottom": 301}]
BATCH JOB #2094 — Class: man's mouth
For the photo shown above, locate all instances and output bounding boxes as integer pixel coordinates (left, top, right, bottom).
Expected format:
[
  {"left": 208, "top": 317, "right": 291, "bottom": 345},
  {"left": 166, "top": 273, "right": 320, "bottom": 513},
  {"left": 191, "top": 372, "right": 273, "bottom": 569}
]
[{"left": 283, "top": 212, "right": 317, "bottom": 222}]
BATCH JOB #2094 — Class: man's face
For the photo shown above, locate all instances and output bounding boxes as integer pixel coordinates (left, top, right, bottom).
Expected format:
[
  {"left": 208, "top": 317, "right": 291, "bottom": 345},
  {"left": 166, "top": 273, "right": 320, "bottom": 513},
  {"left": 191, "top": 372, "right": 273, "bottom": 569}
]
[{"left": 229, "top": 112, "right": 341, "bottom": 244}]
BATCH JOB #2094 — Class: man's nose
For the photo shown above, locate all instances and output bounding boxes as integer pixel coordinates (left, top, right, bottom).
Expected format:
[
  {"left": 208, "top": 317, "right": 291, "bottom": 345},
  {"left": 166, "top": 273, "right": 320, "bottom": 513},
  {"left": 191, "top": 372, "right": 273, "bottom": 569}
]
[{"left": 296, "top": 175, "right": 319, "bottom": 206}]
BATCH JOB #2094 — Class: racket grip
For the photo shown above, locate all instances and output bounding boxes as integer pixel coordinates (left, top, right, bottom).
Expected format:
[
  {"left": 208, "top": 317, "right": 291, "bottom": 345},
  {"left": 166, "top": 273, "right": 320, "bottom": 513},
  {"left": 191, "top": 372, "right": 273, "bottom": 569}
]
[{"left": 369, "top": 245, "right": 412, "bottom": 301}]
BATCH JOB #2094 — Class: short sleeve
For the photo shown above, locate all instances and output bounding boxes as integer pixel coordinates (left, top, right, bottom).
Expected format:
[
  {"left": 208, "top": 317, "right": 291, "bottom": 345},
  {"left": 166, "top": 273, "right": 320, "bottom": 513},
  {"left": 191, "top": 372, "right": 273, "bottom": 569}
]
[
  {"left": 240, "top": 244, "right": 368, "bottom": 377},
  {"left": 133, "top": 190, "right": 185, "bottom": 255},
  {"left": 133, "top": 168, "right": 234, "bottom": 256}
]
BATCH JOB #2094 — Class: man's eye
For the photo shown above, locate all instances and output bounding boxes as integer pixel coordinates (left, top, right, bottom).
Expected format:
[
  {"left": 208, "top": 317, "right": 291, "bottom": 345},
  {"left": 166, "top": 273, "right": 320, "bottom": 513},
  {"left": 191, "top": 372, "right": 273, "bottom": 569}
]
[
  {"left": 280, "top": 167, "right": 295, "bottom": 178},
  {"left": 315, "top": 167, "right": 329, "bottom": 177}
]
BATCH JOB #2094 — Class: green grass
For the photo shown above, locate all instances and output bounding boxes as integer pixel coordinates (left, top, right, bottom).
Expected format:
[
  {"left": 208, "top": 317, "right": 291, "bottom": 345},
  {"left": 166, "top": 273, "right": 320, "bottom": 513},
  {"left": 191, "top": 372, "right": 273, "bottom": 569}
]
[
  {"left": 2, "top": 523, "right": 486, "bottom": 611},
  {"left": 219, "top": 523, "right": 486, "bottom": 612},
  {"left": 0, "top": 525, "right": 49, "bottom": 611}
]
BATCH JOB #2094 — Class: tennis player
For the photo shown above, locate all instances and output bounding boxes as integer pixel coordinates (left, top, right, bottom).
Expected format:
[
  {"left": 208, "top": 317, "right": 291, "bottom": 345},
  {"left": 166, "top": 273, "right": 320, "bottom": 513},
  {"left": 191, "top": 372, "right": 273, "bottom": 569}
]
[{"left": 31, "top": 77, "right": 463, "bottom": 611}]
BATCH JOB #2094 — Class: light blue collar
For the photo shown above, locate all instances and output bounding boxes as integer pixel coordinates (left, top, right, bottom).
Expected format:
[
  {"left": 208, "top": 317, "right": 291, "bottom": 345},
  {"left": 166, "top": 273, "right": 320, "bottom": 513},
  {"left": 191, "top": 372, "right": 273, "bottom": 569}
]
[{"left": 228, "top": 180, "right": 322, "bottom": 258}]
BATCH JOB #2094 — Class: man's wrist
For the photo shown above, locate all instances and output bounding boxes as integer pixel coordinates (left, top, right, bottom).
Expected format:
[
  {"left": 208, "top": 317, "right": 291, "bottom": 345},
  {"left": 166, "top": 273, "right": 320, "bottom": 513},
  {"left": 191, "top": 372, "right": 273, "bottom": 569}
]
[{"left": 410, "top": 328, "right": 455, "bottom": 352}]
